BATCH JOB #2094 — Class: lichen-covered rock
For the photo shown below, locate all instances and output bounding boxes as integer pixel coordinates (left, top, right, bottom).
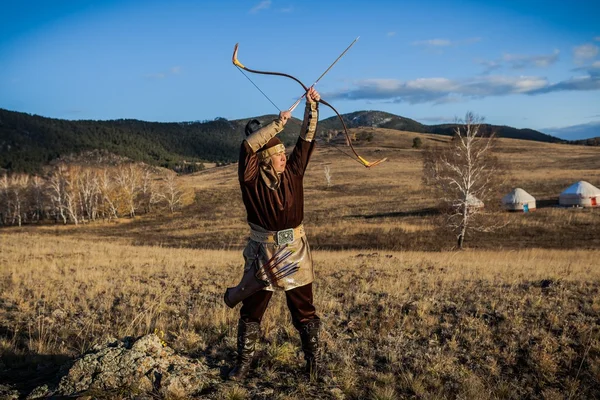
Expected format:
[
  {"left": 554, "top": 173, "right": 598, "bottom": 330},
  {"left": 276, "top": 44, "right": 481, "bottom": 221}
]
[
  {"left": 54, "top": 334, "right": 216, "bottom": 398},
  {"left": 0, "top": 384, "right": 20, "bottom": 400},
  {"left": 25, "top": 384, "right": 52, "bottom": 399}
]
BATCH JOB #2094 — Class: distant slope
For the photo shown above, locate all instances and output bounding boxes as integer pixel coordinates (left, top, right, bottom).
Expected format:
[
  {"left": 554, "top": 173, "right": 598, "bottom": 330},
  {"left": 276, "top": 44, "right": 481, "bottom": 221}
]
[
  {"left": 319, "top": 110, "right": 562, "bottom": 143},
  {"left": 318, "top": 110, "right": 427, "bottom": 133},
  {"left": 568, "top": 137, "right": 600, "bottom": 146},
  {"left": 0, "top": 108, "right": 562, "bottom": 173}
]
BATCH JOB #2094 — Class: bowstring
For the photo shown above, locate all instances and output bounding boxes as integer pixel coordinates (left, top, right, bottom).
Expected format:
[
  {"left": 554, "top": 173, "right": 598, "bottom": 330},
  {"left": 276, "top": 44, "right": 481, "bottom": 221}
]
[{"left": 236, "top": 66, "right": 281, "bottom": 112}]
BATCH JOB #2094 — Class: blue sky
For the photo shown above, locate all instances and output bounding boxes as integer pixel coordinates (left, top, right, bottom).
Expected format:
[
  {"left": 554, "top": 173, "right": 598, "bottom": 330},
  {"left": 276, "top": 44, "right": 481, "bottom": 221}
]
[{"left": 1, "top": 0, "right": 599, "bottom": 139}]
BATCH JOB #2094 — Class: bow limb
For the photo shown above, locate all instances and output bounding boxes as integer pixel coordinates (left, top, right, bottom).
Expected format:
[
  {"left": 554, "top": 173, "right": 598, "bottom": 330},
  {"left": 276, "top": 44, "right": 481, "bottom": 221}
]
[
  {"left": 233, "top": 43, "right": 387, "bottom": 168},
  {"left": 319, "top": 99, "right": 387, "bottom": 168},
  {"left": 233, "top": 43, "right": 309, "bottom": 91}
]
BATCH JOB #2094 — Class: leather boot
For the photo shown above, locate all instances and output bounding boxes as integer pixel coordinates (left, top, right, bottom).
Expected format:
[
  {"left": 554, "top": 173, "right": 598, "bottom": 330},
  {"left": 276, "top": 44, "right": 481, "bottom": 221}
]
[
  {"left": 298, "top": 319, "right": 323, "bottom": 380},
  {"left": 228, "top": 319, "right": 260, "bottom": 381}
]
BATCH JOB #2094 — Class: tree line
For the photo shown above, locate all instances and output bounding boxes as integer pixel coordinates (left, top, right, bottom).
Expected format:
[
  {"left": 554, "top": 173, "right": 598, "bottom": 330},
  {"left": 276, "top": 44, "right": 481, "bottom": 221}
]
[
  {"left": 0, "top": 163, "right": 191, "bottom": 226},
  {"left": 0, "top": 108, "right": 246, "bottom": 174}
]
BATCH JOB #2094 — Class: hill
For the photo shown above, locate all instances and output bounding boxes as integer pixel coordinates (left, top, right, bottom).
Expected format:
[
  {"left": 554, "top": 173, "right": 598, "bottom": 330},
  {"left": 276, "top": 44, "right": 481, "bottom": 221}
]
[
  {"left": 569, "top": 137, "right": 600, "bottom": 146},
  {"left": 0, "top": 107, "right": 561, "bottom": 173},
  {"left": 319, "top": 110, "right": 562, "bottom": 143},
  {"left": 0, "top": 108, "right": 310, "bottom": 174}
]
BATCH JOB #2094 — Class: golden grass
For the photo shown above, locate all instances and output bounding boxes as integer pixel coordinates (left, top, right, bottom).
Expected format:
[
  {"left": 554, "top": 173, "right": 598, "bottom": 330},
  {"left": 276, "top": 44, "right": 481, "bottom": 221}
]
[
  {"left": 20, "top": 130, "right": 598, "bottom": 251},
  {"left": 1, "top": 232, "right": 599, "bottom": 398},
  {"left": 1, "top": 131, "right": 600, "bottom": 398}
]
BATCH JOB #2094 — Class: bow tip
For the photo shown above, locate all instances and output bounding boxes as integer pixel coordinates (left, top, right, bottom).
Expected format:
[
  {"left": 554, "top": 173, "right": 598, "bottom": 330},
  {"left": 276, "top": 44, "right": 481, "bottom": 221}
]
[{"left": 364, "top": 157, "right": 388, "bottom": 168}]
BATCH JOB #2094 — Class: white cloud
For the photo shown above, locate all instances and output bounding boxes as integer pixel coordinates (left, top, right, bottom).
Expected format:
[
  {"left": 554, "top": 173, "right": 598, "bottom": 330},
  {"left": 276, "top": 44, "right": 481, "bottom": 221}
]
[
  {"left": 412, "top": 38, "right": 452, "bottom": 47},
  {"left": 502, "top": 49, "right": 560, "bottom": 68},
  {"left": 531, "top": 74, "right": 600, "bottom": 94},
  {"left": 573, "top": 43, "right": 599, "bottom": 64},
  {"left": 170, "top": 66, "right": 181, "bottom": 74},
  {"left": 474, "top": 59, "right": 501, "bottom": 73},
  {"left": 250, "top": 0, "right": 271, "bottom": 13},
  {"left": 477, "top": 50, "right": 559, "bottom": 73},
  {"left": 324, "top": 71, "right": 599, "bottom": 105},
  {"left": 412, "top": 37, "right": 481, "bottom": 48},
  {"left": 542, "top": 121, "right": 600, "bottom": 140},
  {"left": 594, "top": 37, "right": 600, "bottom": 42},
  {"left": 387, "top": 31, "right": 396, "bottom": 37}
]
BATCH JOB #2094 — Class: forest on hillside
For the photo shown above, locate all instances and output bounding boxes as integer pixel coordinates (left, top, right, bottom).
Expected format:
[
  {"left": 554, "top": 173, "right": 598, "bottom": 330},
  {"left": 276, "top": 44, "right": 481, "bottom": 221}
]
[{"left": 0, "top": 107, "right": 566, "bottom": 174}]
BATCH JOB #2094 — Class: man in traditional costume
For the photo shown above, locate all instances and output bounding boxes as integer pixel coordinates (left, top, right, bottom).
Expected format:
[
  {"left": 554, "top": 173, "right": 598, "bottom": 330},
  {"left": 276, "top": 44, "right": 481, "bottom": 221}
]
[{"left": 227, "top": 87, "right": 322, "bottom": 381}]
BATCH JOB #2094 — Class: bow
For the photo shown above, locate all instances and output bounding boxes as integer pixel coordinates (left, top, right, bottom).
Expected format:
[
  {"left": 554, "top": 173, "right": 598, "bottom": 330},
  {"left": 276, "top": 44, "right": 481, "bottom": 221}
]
[{"left": 232, "top": 43, "right": 387, "bottom": 168}]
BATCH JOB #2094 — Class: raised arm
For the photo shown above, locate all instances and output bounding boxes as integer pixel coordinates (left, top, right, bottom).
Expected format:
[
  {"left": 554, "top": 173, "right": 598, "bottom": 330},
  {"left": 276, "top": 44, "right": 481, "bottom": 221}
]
[{"left": 288, "top": 87, "right": 320, "bottom": 176}]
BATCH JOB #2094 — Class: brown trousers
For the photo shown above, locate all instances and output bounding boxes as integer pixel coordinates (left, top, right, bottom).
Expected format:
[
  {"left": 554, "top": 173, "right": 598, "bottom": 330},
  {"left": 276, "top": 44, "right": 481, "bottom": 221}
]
[{"left": 240, "top": 283, "right": 319, "bottom": 327}]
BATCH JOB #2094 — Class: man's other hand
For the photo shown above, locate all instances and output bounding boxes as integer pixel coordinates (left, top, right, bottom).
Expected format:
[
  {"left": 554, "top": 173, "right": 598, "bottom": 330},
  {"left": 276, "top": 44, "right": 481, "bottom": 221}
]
[{"left": 279, "top": 110, "right": 291, "bottom": 125}]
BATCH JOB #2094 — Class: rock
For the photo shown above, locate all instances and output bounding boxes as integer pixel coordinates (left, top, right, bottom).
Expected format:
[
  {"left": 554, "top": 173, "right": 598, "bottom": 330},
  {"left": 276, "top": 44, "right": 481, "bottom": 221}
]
[
  {"left": 26, "top": 384, "right": 52, "bottom": 399},
  {"left": 0, "top": 384, "right": 19, "bottom": 400},
  {"left": 55, "top": 334, "right": 216, "bottom": 398},
  {"left": 330, "top": 387, "right": 345, "bottom": 400}
]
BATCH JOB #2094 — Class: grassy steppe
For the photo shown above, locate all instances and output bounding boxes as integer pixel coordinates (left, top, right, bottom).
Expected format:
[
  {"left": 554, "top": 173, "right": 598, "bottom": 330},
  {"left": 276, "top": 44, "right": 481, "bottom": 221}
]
[{"left": 1, "top": 130, "right": 599, "bottom": 398}]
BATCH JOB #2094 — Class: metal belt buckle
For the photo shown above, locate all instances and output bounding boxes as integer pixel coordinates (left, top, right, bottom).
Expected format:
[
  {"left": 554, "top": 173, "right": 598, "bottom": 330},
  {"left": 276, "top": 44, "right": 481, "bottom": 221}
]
[{"left": 276, "top": 228, "right": 294, "bottom": 246}]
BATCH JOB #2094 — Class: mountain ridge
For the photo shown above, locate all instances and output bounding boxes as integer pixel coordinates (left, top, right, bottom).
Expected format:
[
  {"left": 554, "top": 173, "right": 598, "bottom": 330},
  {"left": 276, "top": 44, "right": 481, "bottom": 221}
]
[
  {"left": 0, "top": 107, "right": 563, "bottom": 174},
  {"left": 318, "top": 110, "right": 562, "bottom": 143}
]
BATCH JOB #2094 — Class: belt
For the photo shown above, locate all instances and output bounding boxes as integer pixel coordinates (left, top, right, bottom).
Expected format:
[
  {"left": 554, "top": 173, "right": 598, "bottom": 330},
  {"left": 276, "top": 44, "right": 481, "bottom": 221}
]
[{"left": 250, "top": 224, "right": 305, "bottom": 246}]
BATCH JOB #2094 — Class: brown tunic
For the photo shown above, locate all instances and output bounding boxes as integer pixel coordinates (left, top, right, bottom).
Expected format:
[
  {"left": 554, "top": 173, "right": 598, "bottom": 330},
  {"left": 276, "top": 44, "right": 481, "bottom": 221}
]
[
  {"left": 238, "top": 133, "right": 316, "bottom": 291},
  {"left": 238, "top": 137, "right": 315, "bottom": 231}
]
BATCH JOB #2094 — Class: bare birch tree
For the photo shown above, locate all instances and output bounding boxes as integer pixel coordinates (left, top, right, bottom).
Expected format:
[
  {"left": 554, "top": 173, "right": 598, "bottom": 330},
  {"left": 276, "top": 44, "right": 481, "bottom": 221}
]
[
  {"left": 10, "top": 174, "right": 29, "bottom": 226},
  {"left": 158, "top": 173, "right": 184, "bottom": 213},
  {"left": 323, "top": 165, "right": 332, "bottom": 189},
  {"left": 423, "top": 112, "right": 503, "bottom": 249},
  {"left": 48, "top": 164, "right": 70, "bottom": 224},
  {"left": 98, "top": 168, "right": 120, "bottom": 220},
  {"left": 0, "top": 162, "right": 179, "bottom": 225},
  {"left": 29, "top": 175, "right": 47, "bottom": 222},
  {"left": 139, "top": 166, "right": 160, "bottom": 214},
  {"left": 61, "top": 165, "right": 80, "bottom": 225},
  {"left": 114, "top": 163, "right": 141, "bottom": 217},
  {"left": 77, "top": 167, "right": 100, "bottom": 222},
  {"left": 0, "top": 174, "right": 29, "bottom": 226},
  {"left": 0, "top": 174, "right": 11, "bottom": 225}
]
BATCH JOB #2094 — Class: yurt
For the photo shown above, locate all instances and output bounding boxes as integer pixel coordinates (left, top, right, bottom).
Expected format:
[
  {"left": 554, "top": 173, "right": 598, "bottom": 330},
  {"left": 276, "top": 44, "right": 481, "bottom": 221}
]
[
  {"left": 466, "top": 194, "right": 484, "bottom": 209},
  {"left": 559, "top": 181, "right": 600, "bottom": 207},
  {"left": 502, "top": 188, "right": 536, "bottom": 212}
]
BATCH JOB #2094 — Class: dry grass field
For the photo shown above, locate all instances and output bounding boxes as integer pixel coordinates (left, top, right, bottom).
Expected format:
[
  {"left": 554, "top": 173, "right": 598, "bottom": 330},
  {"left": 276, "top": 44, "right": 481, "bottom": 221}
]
[{"left": 1, "top": 129, "right": 600, "bottom": 398}]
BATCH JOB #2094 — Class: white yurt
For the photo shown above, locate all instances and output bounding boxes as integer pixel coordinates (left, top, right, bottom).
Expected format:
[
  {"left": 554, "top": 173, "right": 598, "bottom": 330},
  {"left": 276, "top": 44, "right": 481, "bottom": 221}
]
[
  {"left": 502, "top": 188, "right": 536, "bottom": 212},
  {"left": 559, "top": 181, "right": 600, "bottom": 207},
  {"left": 466, "top": 194, "right": 484, "bottom": 209}
]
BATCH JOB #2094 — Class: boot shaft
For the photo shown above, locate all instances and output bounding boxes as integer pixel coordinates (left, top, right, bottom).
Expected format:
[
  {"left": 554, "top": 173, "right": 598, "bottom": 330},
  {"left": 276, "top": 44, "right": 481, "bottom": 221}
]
[
  {"left": 236, "top": 319, "right": 260, "bottom": 361},
  {"left": 228, "top": 319, "right": 260, "bottom": 381},
  {"left": 298, "top": 319, "right": 322, "bottom": 379},
  {"left": 298, "top": 319, "right": 320, "bottom": 360}
]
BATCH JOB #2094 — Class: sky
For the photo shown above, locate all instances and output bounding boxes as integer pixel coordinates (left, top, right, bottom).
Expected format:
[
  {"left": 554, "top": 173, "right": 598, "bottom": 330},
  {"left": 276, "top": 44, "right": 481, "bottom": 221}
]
[{"left": 1, "top": 0, "right": 599, "bottom": 140}]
